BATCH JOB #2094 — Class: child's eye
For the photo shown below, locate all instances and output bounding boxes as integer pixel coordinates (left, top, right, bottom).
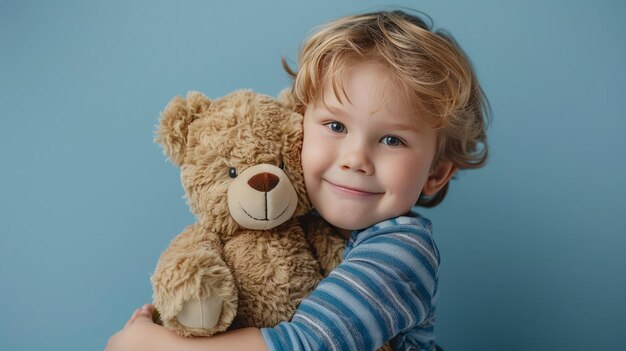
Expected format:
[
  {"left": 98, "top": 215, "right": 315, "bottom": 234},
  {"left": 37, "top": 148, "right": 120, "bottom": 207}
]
[
  {"left": 381, "top": 135, "right": 404, "bottom": 146},
  {"left": 324, "top": 121, "right": 346, "bottom": 134}
]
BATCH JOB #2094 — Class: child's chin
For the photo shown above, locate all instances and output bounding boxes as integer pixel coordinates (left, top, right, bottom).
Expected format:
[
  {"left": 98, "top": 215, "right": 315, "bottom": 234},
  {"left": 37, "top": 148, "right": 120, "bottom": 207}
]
[{"left": 322, "top": 210, "right": 377, "bottom": 232}]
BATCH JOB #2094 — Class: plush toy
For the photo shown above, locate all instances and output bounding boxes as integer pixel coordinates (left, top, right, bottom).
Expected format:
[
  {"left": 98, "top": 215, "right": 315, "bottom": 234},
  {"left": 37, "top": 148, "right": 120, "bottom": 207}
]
[{"left": 151, "top": 90, "right": 346, "bottom": 337}]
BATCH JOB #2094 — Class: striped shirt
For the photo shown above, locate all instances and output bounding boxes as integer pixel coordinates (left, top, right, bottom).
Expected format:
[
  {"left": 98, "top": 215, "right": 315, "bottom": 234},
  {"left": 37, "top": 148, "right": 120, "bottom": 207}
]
[{"left": 261, "top": 213, "right": 440, "bottom": 351}]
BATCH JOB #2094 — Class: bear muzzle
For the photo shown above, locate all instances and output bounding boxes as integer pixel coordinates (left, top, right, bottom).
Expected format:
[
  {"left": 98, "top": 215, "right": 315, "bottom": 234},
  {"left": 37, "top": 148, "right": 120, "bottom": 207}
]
[{"left": 227, "top": 164, "right": 298, "bottom": 230}]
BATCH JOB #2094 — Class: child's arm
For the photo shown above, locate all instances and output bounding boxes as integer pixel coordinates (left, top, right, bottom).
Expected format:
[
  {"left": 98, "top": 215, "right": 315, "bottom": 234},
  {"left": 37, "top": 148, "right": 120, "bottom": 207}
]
[
  {"left": 107, "top": 219, "right": 437, "bottom": 351},
  {"left": 261, "top": 219, "right": 440, "bottom": 351},
  {"left": 105, "top": 305, "right": 268, "bottom": 351}
]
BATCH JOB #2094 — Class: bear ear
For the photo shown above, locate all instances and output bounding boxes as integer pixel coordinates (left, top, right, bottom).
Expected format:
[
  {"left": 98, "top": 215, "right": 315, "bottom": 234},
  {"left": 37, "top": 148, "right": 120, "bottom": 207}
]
[
  {"left": 154, "top": 91, "right": 211, "bottom": 167},
  {"left": 277, "top": 88, "right": 298, "bottom": 112}
]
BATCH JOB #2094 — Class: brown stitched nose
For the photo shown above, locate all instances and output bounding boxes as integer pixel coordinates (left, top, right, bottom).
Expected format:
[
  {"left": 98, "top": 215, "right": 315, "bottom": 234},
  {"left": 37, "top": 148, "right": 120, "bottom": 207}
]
[{"left": 248, "top": 172, "right": 279, "bottom": 192}]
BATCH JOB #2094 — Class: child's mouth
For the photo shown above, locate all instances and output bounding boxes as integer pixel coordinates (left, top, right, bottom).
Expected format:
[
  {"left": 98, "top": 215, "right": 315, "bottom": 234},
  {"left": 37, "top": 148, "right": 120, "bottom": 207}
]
[{"left": 324, "top": 179, "right": 383, "bottom": 197}]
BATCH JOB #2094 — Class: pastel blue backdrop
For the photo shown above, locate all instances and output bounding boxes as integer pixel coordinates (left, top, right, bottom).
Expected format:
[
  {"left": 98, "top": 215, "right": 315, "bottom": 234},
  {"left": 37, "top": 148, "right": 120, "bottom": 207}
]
[{"left": 1, "top": 1, "right": 624, "bottom": 350}]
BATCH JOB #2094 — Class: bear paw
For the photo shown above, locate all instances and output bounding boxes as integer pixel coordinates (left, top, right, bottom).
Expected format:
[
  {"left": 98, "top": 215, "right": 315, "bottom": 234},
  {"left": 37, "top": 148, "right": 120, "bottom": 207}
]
[{"left": 176, "top": 293, "right": 223, "bottom": 330}]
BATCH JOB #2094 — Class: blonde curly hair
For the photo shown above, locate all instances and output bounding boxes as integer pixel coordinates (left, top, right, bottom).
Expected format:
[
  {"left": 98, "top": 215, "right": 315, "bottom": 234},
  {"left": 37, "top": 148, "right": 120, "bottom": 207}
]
[{"left": 283, "top": 10, "right": 490, "bottom": 207}]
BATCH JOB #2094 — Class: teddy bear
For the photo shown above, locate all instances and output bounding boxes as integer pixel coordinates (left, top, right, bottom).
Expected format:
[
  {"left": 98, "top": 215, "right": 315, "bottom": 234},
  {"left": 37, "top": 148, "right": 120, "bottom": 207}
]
[{"left": 150, "top": 89, "right": 347, "bottom": 337}]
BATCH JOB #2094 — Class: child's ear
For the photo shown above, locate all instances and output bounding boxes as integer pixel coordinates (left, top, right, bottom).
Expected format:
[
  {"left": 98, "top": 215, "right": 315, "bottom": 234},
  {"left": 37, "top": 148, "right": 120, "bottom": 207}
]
[
  {"left": 422, "top": 160, "right": 457, "bottom": 196},
  {"left": 154, "top": 91, "right": 211, "bottom": 167}
]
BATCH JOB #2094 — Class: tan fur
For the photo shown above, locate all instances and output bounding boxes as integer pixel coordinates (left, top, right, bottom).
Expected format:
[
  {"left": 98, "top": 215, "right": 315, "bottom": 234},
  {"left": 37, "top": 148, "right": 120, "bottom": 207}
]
[
  {"left": 299, "top": 212, "right": 346, "bottom": 276},
  {"left": 151, "top": 90, "right": 343, "bottom": 337},
  {"left": 151, "top": 223, "right": 238, "bottom": 336}
]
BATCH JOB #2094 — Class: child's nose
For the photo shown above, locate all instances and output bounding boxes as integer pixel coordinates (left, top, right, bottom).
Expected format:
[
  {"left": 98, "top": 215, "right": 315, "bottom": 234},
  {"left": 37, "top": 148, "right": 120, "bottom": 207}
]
[{"left": 339, "top": 146, "right": 374, "bottom": 175}]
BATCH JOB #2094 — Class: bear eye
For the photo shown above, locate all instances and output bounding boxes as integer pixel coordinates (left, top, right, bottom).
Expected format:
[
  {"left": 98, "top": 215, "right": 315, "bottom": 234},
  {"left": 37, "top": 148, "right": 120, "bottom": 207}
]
[
  {"left": 279, "top": 161, "right": 285, "bottom": 170},
  {"left": 228, "top": 167, "right": 237, "bottom": 178}
]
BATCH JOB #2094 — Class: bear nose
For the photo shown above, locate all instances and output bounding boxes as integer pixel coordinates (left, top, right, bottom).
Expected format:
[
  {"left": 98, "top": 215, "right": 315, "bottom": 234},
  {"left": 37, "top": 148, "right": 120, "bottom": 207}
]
[{"left": 248, "top": 172, "right": 279, "bottom": 192}]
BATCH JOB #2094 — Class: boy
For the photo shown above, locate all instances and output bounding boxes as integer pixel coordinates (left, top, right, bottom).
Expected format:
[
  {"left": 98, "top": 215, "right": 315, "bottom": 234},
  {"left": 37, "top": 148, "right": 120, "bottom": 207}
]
[{"left": 106, "top": 9, "right": 488, "bottom": 351}]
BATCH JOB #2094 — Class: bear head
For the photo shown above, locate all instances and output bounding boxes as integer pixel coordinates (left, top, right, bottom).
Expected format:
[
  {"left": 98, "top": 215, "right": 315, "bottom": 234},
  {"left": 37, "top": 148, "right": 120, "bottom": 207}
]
[{"left": 155, "top": 90, "right": 309, "bottom": 238}]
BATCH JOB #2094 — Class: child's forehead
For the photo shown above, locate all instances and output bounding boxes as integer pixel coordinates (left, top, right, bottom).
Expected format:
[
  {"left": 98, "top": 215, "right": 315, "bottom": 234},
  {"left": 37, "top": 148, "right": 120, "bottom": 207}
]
[{"left": 314, "top": 63, "right": 420, "bottom": 119}]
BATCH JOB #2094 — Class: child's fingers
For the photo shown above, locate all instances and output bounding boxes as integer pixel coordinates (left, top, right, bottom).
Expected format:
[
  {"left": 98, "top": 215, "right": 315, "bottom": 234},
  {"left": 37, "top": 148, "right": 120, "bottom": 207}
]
[
  {"left": 132, "top": 305, "right": 155, "bottom": 325},
  {"left": 124, "top": 304, "right": 155, "bottom": 328},
  {"left": 141, "top": 304, "right": 155, "bottom": 314},
  {"left": 124, "top": 308, "right": 141, "bottom": 328},
  {"left": 133, "top": 313, "right": 154, "bottom": 324}
]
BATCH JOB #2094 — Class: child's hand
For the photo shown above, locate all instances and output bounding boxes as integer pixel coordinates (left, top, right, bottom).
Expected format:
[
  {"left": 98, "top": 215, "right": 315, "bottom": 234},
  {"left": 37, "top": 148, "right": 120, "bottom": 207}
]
[
  {"left": 105, "top": 303, "right": 267, "bottom": 351},
  {"left": 105, "top": 304, "right": 175, "bottom": 351},
  {"left": 124, "top": 304, "right": 155, "bottom": 328}
]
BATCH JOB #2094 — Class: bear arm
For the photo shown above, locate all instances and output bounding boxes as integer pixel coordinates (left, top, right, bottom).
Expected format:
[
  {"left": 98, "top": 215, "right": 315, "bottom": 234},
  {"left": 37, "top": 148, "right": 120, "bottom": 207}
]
[
  {"left": 300, "top": 215, "right": 347, "bottom": 277},
  {"left": 151, "top": 223, "right": 238, "bottom": 337}
]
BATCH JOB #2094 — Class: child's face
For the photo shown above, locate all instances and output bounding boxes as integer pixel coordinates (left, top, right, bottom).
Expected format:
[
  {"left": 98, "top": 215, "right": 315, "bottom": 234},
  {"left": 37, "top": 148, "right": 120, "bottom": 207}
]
[{"left": 301, "top": 63, "right": 442, "bottom": 233}]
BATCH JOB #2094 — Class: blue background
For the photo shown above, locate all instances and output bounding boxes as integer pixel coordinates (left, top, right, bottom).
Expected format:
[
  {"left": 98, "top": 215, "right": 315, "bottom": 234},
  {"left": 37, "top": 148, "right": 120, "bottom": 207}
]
[{"left": 1, "top": 1, "right": 624, "bottom": 350}]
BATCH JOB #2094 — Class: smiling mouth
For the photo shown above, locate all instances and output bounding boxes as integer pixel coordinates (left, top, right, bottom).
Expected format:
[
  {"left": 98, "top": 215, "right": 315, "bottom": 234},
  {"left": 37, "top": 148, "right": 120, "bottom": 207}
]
[
  {"left": 324, "top": 180, "right": 383, "bottom": 196},
  {"left": 240, "top": 199, "right": 292, "bottom": 221}
]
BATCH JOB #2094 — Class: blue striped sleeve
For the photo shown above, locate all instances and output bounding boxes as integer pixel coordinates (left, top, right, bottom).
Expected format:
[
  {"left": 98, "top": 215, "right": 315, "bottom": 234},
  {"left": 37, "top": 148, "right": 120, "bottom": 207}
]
[{"left": 261, "top": 215, "right": 440, "bottom": 351}]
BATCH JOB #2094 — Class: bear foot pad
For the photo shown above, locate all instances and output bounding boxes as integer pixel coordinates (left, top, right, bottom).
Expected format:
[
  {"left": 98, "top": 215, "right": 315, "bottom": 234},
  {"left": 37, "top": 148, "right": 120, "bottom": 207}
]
[{"left": 176, "top": 294, "right": 223, "bottom": 329}]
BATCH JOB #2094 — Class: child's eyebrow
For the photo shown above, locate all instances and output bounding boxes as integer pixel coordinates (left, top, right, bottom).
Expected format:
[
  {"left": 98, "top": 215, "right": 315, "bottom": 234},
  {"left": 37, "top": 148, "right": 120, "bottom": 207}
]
[
  {"left": 317, "top": 102, "right": 345, "bottom": 115},
  {"left": 317, "top": 104, "right": 422, "bottom": 133},
  {"left": 384, "top": 122, "right": 422, "bottom": 134}
]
